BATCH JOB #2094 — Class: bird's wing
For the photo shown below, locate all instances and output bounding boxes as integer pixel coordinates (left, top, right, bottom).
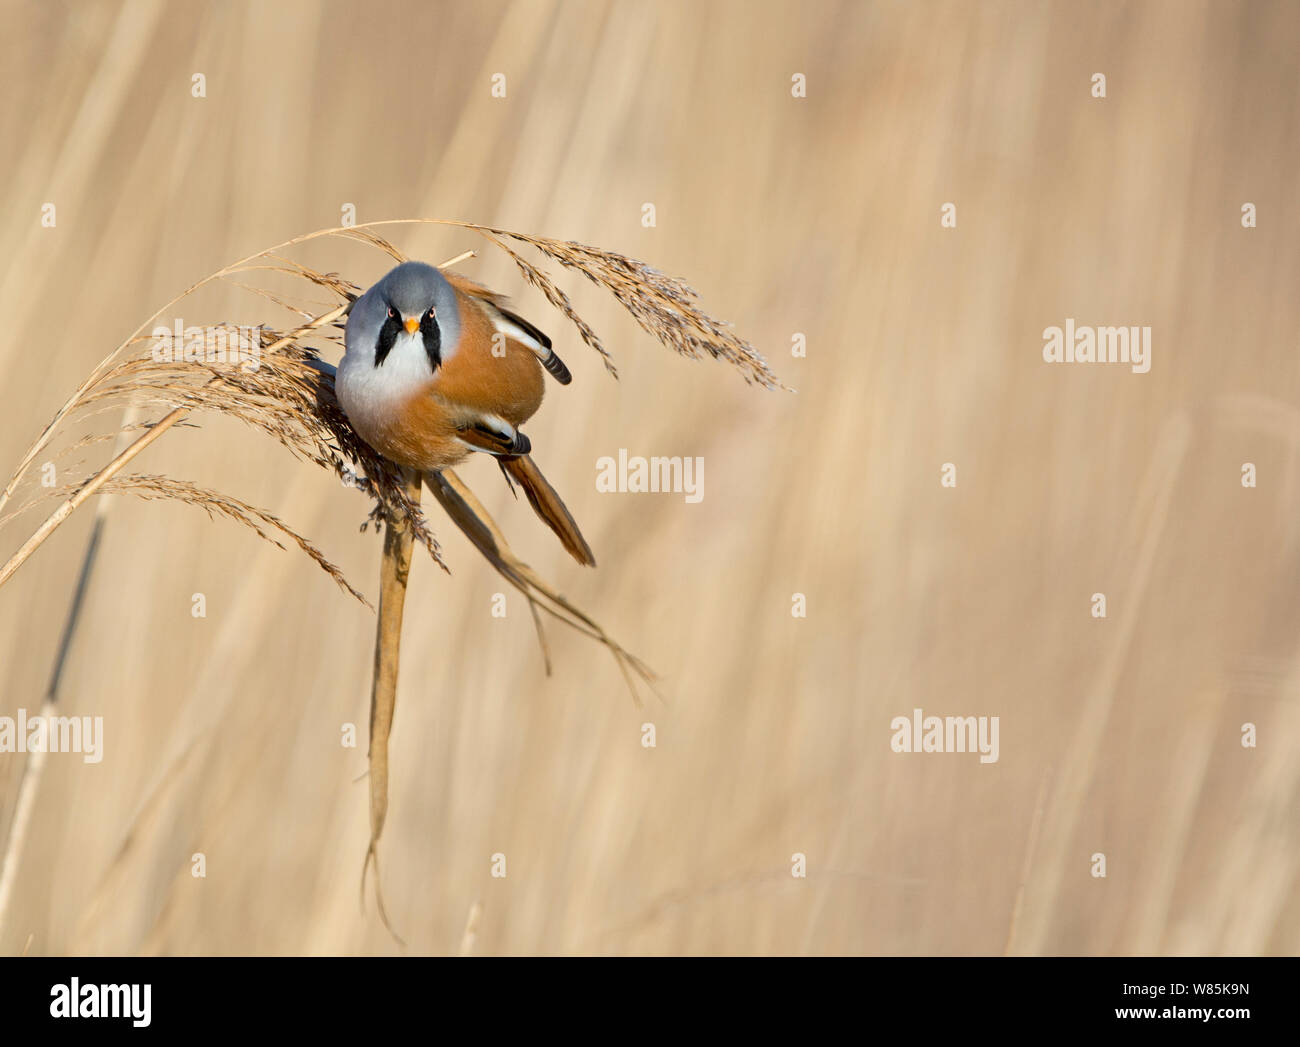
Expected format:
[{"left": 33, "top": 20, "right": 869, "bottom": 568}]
[
  {"left": 443, "top": 270, "right": 573, "bottom": 385},
  {"left": 455, "top": 417, "right": 531, "bottom": 457}
]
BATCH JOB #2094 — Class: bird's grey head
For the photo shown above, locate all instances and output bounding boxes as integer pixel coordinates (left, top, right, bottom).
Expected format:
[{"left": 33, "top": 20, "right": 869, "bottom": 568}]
[{"left": 346, "top": 260, "right": 461, "bottom": 372}]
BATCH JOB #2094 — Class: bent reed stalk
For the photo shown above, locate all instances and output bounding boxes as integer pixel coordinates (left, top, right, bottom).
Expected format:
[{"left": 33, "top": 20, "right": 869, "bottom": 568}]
[{"left": 0, "top": 219, "right": 780, "bottom": 937}]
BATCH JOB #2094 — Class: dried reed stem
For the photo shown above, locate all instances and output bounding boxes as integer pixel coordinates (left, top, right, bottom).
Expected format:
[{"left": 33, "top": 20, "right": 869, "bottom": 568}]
[
  {"left": 0, "top": 703, "right": 51, "bottom": 947},
  {"left": 0, "top": 220, "right": 770, "bottom": 946},
  {"left": 360, "top": 466, "right": 422, "bottom": 943},
  {"left": 458, "top": 900, "right": 483, "bottom": 957},
  {"left": 1002, "top": 768, "right": 1051, "bottom": 956},
  {"left": 1009, "top": 415, "right": 1193, "bottom": 954},
  {"left": 426, "top": 468, "right": 656, "bottom": 702},
  {"left": 0, "top": 411, "right": 137, "bottom": 945}
]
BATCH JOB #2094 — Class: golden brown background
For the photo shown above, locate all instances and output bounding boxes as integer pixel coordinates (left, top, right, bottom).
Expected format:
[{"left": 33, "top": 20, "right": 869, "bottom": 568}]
[{"left": 0, "top": 0, "right": 1297, "bottom": 955}]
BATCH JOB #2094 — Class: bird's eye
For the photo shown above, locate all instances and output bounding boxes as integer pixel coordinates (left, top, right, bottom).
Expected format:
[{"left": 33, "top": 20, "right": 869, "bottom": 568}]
[
  {"left": 426, "top": 307, "right": 436, "bottom": 319},
  {"left": 387, "top": 306, "right": 396, "bottom": 319}
]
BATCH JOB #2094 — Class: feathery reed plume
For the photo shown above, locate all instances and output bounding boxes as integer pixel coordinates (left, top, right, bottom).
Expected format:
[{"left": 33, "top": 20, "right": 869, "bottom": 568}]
[
  {"left": 103, "top": 473, "right": 369, "bottom": 604},
  {"left": 1, "top": 219, "right": 781, "bottom": 589},
  {"left": 477, "top": 227, "right": 788, "bottom": 388},
  {"left": 0, "top": 219, "right": 778, "bottom": 939}
]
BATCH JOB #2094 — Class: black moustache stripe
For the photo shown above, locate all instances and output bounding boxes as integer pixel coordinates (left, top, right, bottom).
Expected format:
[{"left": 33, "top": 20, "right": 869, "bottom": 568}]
[
  {"left": 373, "top": 312, "right": 402, "bottom": 367},
  {"left": 421, "top": 312, "right": 441, "bottom": 371}
]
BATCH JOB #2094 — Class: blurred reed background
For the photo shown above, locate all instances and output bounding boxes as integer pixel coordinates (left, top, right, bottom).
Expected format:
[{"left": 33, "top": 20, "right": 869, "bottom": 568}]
[{"left": 0, "top": 0, "right": 1297, "bottom": 955}]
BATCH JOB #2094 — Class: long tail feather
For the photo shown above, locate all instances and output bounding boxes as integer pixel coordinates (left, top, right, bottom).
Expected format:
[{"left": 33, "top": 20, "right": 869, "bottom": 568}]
[{"left": 499, "top": 455, "right": 596, "bottom": 566}]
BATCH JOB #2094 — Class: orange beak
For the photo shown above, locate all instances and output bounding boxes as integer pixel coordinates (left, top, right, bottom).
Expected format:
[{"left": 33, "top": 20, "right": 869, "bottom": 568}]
[{"left": 404, "top": 316, "right": 421, "bottom": 335}]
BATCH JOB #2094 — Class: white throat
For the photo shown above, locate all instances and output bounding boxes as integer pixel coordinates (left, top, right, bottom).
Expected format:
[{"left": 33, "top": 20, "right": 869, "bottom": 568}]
[{"left": 338, "top": 330, "right": 445, "bottom": 420}]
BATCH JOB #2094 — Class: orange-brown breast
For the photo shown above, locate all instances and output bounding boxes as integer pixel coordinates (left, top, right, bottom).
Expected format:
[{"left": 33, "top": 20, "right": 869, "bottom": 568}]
[
  {"left": 431, "top": 285, "right": 545, "bottom": 425},
  {"left": 379, "top": 286, "right": 546, "bottom": 471}
]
